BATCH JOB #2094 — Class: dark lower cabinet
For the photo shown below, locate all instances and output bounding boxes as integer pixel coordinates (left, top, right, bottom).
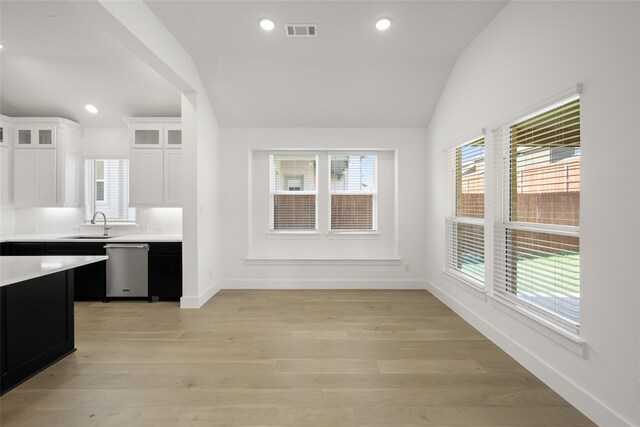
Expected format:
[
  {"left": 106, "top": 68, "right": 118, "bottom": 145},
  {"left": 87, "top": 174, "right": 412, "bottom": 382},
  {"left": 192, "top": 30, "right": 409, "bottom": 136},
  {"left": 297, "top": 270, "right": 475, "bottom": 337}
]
[
  {"left": 0, "top": 270, "right": 75, "bottom": 395},
  {"left": 9, "top": 243, "right": 45, "bottom": 256},
  {"left": 3, "top": 241, "right": 182, "bottom": 302},
  {"left": 0, "top": 242, "right": 8, "bottom": 256},
  {"left": 44, "top": 243, "right": 106, "bottom": 301},
  {"left": 149, "top": 243, "right": 182, "bottom": 301}
]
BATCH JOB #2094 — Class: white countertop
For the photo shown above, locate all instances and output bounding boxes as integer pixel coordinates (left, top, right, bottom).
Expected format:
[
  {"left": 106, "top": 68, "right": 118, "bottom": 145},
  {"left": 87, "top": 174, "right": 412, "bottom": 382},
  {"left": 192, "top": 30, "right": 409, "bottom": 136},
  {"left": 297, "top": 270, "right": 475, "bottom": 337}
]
[
  {"left": 0, "top": 234, "right": 182, "bottom": 243},
  {"left": 1, "top": 256, "right": 108, "bottom": 287}
]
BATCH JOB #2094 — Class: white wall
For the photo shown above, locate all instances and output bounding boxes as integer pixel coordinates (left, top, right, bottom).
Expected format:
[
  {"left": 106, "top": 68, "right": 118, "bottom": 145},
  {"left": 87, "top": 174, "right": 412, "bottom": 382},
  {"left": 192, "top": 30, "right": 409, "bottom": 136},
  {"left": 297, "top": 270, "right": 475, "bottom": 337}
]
[
  {"left": 424, "top": 2, "right": 640, "bottom": 426},
  {"left": 221, "top": 128, "right": 427, "bottom": 288}
]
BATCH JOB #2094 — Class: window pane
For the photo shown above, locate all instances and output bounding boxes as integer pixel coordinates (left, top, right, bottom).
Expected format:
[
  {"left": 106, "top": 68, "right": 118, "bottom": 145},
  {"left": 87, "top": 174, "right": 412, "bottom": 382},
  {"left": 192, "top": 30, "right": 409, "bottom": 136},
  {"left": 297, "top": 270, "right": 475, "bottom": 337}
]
[
  {"left": 96, "top": 181, "right": 105, "bottom": 201},
  {"left": 330, "top": 155, "right": 376, "bottom": 193},
  {"left": 446, "top": 221, "right": 484, "bottom": 282},
  {"left": 456, "top": 140, "right": 484, "bottom": 218},
  {"left": 503, "top": 229, "right": 580, "bottom": 324},
  {"left": 271, "top": 155, "right": 316, "bottom": 192},
  {"left": 511, "top": 99, "right": 580, "bottom": 226},
  {"left": 85, "top": 159, "right": 135, "bottom": 223},
  {"left": 273, "top": 195, "right": 316, "bottom": 230},
  {"left": 96, "top": 160, "right": 104, "bottom": 180},
  {"left": 331, "top": 194, "right": 373, "bottom": 230}
]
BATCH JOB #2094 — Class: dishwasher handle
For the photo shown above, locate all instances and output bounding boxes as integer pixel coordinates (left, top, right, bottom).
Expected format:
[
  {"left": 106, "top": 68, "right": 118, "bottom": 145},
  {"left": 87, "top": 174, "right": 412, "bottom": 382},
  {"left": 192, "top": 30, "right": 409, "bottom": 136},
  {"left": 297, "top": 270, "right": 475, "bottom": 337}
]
[{"left": 104, "top": 244, "right": 149, "bottom": 250}]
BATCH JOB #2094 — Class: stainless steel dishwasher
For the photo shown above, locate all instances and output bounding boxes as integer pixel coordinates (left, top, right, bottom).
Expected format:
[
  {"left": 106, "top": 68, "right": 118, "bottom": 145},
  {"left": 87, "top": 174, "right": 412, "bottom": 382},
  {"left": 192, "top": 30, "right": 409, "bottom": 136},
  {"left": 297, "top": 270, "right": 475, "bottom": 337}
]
[{"left": 105, "top": 244, "right": 149, "bottom": 297}]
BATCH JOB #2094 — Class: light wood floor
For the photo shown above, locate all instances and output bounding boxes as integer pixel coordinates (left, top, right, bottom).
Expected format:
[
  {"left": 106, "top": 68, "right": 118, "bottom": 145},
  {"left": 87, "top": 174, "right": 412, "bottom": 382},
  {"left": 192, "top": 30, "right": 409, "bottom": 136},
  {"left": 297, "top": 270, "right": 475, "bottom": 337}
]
[{"left": 0, "top": 290, "right": 594, "bottom": 426}]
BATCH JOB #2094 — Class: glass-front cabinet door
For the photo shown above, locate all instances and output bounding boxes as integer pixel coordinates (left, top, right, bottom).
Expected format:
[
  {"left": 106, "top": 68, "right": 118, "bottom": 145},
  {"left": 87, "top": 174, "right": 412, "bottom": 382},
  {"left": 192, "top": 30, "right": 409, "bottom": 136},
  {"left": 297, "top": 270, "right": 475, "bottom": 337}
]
[
  {"left": 132, "top": 128, "right": 162, "bottom": 148},
  {"left": 164, "top": 126, "right": 182, "bottom": 148},
  {"left": 14, "top": 126, "right": 56, "bottom": 147}
]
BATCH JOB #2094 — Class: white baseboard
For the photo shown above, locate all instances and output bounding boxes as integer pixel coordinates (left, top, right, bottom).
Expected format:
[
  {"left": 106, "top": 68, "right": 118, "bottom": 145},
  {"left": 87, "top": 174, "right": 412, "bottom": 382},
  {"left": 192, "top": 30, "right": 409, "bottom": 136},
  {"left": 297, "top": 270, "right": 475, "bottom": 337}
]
[
  {"left": 424, "top": 279, "right": 633, "bottom": 427},
  {"left": 222, "top": 279, "right": 426, "bottom": 290},
  {"left": 180, "top": 280, "right": 221, "bottom": 308}
]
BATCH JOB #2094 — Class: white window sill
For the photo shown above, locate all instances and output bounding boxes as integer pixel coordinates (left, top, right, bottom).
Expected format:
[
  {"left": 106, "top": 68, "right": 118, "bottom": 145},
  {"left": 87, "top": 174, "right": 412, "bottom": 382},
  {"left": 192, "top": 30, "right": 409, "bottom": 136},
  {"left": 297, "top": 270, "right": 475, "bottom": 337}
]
[
  {"left": 325, "top": 231, "right": 380, "bottom": 239},
  {"left": 265, "top": 231, "right": 322, "bottom": 239},
  {"left": 441, "top": 269, "right": 487, "bottom": 301},
  {"left": 489, "top": 293, "right": 586, "bottom": 358},
  {"left": 244, "top": 256, "right": 402, "bottom": 266},
  {"left": 265, "top": 231, "right": 381, "bottom": 240},
  {"left": 83, "top": 223, "right": 137, "bottom": 227}
]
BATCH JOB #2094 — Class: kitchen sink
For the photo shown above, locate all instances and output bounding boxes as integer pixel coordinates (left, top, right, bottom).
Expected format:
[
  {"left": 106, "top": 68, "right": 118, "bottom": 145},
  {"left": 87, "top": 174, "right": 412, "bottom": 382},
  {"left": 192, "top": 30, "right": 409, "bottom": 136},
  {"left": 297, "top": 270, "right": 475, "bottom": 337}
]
[{"left": 63, "top": 236, "right": 117, "bottom": 240}]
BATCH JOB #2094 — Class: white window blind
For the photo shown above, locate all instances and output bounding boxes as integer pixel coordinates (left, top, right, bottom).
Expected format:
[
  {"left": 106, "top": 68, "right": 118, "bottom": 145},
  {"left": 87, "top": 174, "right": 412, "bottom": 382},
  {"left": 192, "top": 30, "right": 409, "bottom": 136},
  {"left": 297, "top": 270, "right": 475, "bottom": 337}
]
[
  {"left": 494, "top": 96, "right": 580, "bottom": 328},
  {"left": 445, "top": 137, "right": 485, "bottom": 285},
  {"left": 84, "top": 159, "right": 135, "bottom": 223},
  {"left": 270, "top": 154, "right": 318, "bottom": 230},
  {"left": 329, "top": 154, "right": 377, "bottom": 231}
]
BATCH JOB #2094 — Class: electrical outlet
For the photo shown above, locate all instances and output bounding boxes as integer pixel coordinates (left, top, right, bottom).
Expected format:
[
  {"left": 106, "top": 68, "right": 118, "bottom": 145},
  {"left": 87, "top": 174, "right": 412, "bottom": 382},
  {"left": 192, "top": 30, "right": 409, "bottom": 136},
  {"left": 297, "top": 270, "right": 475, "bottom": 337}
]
[
  {"left": 209, "top": 268, "right": 213, "bottom": 278},
  {"left": 404, "top": 264, "right": 410, "bottom": 271}
]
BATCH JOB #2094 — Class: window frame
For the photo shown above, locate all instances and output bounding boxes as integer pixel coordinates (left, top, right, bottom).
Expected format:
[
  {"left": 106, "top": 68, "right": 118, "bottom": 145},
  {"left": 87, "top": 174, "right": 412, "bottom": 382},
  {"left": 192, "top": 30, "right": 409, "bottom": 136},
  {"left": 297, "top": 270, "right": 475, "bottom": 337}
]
[
  {"left": 493, "top": 94, "right": 581, "bottom": 333},
  {"left": 444, "top": 136, "right": 486, "bottom": 289},
  {"left": 328, "top": 152, "right": 378, "bottom": 233},
  {"left": 84, "top": 157, "right": 136, "bottom": 224},
  {"left": 268, "top": 153, "right": 319, "bottom": 233}
]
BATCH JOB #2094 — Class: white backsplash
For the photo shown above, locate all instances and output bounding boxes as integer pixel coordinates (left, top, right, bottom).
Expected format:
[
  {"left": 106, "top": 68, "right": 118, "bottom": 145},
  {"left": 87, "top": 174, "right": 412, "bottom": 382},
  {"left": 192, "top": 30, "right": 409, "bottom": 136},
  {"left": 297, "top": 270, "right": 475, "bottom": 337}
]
[{"left": 5, "top": 207, "right": 182, "bottom": 237}]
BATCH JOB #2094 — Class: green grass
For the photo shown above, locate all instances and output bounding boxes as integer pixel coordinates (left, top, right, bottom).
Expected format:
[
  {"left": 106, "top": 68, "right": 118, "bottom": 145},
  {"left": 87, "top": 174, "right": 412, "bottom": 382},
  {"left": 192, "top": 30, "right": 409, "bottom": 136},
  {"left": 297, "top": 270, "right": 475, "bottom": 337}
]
[{"left": 460, "top": 252, "right": 580, "bottom": 295}]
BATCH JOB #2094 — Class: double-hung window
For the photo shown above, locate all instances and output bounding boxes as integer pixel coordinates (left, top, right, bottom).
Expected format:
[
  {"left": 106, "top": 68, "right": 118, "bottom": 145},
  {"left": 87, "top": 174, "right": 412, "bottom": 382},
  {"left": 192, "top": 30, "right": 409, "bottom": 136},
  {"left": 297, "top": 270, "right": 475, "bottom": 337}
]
[
  {"left": 494, "top": 96, "right": 581, "bottom": 328},
  {"left": 269, "top": 154, "right": 318, "bottom": 231},
  {"left": 329, "top": 154, "right": 377, "bottom": 231},
  {"left": 84, "top": 159, "right": 135, "bottom": 223},
  {"left": 445, "top": 137, "right": 485, "bottom": 286}
]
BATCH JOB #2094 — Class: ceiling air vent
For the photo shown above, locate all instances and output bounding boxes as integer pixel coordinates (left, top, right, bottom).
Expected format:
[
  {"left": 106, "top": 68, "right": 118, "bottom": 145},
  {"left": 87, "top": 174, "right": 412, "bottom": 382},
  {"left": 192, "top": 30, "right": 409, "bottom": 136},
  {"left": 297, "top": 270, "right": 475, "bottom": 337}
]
[{"left": 285, "top": 24, "right": 317, "bottom": 37}]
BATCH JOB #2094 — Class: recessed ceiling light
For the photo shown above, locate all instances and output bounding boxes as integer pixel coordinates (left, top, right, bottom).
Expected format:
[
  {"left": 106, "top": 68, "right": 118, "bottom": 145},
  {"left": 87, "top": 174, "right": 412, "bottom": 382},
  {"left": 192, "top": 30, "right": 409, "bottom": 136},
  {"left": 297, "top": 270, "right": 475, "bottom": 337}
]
[
  {"left": 375, "top": 17, "right": 392, "bottom": 31},
  {"left": 259, "top": 18, "right": 276, "bottom": 31},
  {"left": 85, "top": 104, "right": 99, "bottom": 114}
]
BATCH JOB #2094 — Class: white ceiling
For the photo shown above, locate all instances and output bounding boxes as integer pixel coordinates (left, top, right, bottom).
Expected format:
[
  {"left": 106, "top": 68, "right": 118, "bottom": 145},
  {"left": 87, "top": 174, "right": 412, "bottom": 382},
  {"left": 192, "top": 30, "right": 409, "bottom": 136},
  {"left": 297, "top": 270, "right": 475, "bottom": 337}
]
[
  {"left": 0, "top": 1, "right": 181, "bottom": 127},
  {"left": 147, "top": 1, "right": 507, "bottom": 128},
  {"left": 0, "top": 1, "right": 507, "bottom": 129}
]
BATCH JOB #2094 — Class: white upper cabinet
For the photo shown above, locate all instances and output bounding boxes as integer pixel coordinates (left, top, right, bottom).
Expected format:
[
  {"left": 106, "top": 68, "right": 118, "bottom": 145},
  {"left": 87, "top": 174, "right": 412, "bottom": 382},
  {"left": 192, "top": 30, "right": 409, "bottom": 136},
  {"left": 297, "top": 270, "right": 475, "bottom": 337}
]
[
  {"left": 11, "top": 118, "right": 81, "bottom": 208},
  {"left": 130, "top": 149, "right": 164, "bottom": 206},
  {"left": 163, "top": 149, "right": 183, "bottom": 206},
  {"left": 125, "top": 117, "right": 182, "bottom": 207}
]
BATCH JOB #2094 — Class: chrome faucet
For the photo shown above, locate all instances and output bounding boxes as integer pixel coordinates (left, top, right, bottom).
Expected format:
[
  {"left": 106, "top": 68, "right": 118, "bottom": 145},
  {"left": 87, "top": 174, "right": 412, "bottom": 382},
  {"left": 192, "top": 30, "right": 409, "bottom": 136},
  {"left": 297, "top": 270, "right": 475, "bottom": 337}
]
[{"left": 91, "top": 211, "right": 111, "bottom": 236}]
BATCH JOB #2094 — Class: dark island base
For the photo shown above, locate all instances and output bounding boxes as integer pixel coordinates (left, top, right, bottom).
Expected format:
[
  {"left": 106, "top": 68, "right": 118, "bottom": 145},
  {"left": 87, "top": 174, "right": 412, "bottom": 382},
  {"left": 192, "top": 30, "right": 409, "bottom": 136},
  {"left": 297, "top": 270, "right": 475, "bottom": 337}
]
[{"left": 1, "top": 270, "right": 75, "bottom": 395}]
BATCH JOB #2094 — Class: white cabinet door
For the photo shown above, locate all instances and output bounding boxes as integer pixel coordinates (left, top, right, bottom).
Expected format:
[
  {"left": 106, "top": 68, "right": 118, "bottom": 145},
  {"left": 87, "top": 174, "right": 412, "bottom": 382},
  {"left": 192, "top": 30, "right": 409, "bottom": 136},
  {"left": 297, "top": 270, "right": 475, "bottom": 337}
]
[
  {"left": 13, "top": 149, "right": 57, "bottom": 206},
  {"left": 163, "top": 150, "right": 182, "bottom": 206},
  {"left": 13, "top": 149, "right": 36, "bottom": 205},
  {"left": 131, "top": 127, "right": 162, "bottom": 148},
  {"left": 0, "top": 146, "right": 11, "bottom": 204},
  {"left": 36, "top": 149, "right": 57, "bottom": 205},
  {"left": 164, "top": 126, "right": 182, "bottom": 149},
  {"left": 130, "top": 149, "right": 164, "bottom": 206}
]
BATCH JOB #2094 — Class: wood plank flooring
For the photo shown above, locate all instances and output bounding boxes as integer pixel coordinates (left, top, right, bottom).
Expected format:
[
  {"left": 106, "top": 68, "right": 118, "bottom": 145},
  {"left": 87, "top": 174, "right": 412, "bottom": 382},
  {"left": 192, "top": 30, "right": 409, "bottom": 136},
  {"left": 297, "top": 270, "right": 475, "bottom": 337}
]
[{"left": 0, "top": 290, "right": 595, "bottom": 426}]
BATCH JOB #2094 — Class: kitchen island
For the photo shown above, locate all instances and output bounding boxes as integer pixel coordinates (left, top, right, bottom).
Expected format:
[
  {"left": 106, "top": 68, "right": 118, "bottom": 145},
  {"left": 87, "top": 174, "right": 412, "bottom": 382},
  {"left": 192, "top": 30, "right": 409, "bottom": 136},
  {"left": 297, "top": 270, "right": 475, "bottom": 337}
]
[{"left": 0, "top": 256, "right": 107, "bottom": 395}]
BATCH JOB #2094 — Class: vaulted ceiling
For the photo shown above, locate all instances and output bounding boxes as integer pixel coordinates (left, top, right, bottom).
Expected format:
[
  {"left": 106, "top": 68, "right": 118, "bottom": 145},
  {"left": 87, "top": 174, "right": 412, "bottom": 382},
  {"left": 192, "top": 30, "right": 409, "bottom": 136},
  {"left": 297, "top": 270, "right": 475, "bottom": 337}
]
[{"left": 0, "top": 1, "right": 507, "bottom": 128}]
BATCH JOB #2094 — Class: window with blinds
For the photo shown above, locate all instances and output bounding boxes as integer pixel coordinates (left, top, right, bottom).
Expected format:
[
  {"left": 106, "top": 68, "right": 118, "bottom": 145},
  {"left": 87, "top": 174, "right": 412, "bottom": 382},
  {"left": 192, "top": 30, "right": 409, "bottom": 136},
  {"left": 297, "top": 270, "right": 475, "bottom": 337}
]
[
  {"left": 445, "top": 137, "right": 485, "bottom": 285},
  {"left": 494, "top": 96, "right": 581, "bottom": 328},
  {"left": 84, "top": 159, "right": 135, "bottom": 223},
  {"left": 270, "top": 154, "right": 318, "bottom": 231},
  {"left": 329, "top": 154, "right": 377, "bottom": 231}
]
